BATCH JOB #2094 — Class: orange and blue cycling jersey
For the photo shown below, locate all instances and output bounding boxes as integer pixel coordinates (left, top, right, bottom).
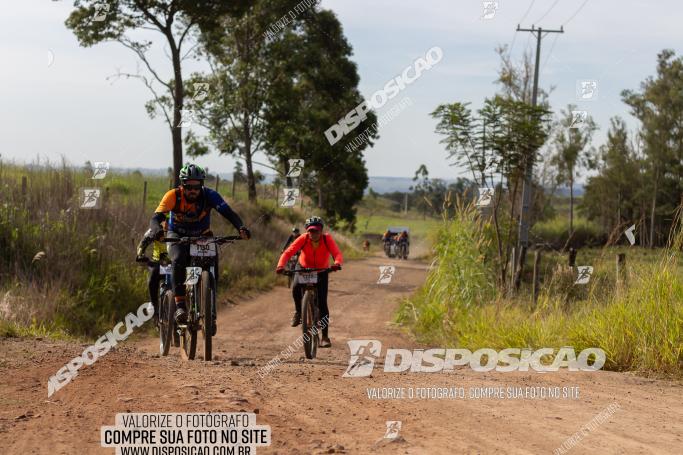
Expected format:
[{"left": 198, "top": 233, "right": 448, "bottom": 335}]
[{"left": 154, "top": 187, "right": 244, "bottom": 236}]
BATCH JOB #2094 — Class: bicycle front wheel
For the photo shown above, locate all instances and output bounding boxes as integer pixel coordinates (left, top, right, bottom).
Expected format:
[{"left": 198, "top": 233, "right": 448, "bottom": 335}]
[
  {"left": 200, "top": 270, "right": 215, "bottom": 361},
  {"left": 301, "top": 289, "right": 319, "bottom": 359},
  {"left": 159, "top": 290, "right": 175, "bottom": 356}
]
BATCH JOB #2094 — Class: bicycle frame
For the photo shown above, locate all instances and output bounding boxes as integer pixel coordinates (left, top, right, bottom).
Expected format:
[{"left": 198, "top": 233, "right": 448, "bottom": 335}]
[
  {"left": 163, "top": 235, "right": 242, "bottom": 360},
  {"left": 284, "top": 267, "right": 333, "bottom": 359}
]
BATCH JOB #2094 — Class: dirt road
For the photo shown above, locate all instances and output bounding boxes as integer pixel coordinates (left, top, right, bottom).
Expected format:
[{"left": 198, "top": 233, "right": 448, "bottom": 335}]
[{"left": 1, "top": 253, "right": 682, "bottom": 454}]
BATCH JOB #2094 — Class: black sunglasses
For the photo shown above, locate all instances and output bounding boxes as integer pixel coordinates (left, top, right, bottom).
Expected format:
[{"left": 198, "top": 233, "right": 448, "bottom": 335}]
[{"left": 183, "top": 184, "right": 203, "bottom": 191}]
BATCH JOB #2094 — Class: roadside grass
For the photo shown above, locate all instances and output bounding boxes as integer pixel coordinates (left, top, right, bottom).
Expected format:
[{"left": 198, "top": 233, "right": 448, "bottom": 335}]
[
  {"left": 0, "top": 162, "right": 294, "bottom": 339},
  {"left": 531, "top": 213, "right": 604, "bottom": 248},
  {"left": 396, "top": 203, "right": 683, "bottom": 377}
]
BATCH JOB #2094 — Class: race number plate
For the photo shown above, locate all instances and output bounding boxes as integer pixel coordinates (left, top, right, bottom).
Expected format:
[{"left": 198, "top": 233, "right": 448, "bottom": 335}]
[
  {"left": 185, "top": 267, "right": 202, "bottom": 285},
  {"left": 159, "top": 264, "right": 173, "bottom": 275},
  {"left": 298, "top": 272, "right": 318, "bottom": 284},
  {"left": 190, "top": 241, "right": 217, "bottom": 257}
]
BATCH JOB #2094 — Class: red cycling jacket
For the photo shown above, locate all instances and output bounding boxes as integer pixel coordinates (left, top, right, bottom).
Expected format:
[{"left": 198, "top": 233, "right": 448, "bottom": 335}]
[{"left": 277, "top": 233, "right": 343, "bottom": 269}]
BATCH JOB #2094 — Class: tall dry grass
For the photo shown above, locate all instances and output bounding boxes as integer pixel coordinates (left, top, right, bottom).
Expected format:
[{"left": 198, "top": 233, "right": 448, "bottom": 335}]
[
  {"left": 0, "top": 160, "right": 293, "bottom": 337},
  {"left": 396, "top": 200, "right": 683, "bottom": 376}
]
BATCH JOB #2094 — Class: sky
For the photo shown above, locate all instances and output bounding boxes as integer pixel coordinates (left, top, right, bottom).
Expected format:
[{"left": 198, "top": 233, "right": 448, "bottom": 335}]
[{"left": 1, "top": 0, "right": 681, "bottom": 180}]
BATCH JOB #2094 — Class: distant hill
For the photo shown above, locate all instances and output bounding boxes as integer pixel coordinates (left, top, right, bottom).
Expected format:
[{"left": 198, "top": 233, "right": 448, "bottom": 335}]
[
  {"left": 109, "top": 167, "right": 585, "bottom": 196},
  {"left": 366, "top": 176, "right": 458, "bottom": 194}
]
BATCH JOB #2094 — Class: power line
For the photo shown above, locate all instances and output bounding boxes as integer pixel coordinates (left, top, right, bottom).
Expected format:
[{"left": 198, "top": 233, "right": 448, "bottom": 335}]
[
  {"left": 562, "top": 0, "right": 590, "bottom": 26},
  {"left": 534, "top": 0, "right": 561, "bottom": 24},
  {"left": 508, "top": 0, "right": 537, "bottom": 58},
  {"left": 540, "top": 33, "right": 560, "bottom": 73}
]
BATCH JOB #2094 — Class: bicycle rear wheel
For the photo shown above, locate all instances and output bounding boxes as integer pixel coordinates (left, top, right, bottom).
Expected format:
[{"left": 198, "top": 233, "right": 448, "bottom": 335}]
[
  {"left": 200, "top": 270, "right": 215, "bottom": 361},
  {"left": 301, "top": 289, "right": 319, "bottom": 359},
  {"left": 159, "top": 290, "right": 175, "bottom": 356}
]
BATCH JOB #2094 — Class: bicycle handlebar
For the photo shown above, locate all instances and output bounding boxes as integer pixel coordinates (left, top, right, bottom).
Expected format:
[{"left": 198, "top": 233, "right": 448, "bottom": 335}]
[
  {"left": 163, "top": 235, "right": 243, "bottom": 244},
  {"left": 281, "top": 267, "right": 335, "bottom": 276}
]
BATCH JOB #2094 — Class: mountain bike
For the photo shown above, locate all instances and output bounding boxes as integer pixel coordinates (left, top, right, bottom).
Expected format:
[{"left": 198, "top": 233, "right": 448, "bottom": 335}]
[
  {"left": 397, "top": 240, "right": 409, "bottom": 260},
  {"left": 135, "top": 254, "right": 178, "bottom": 356},
  {"left": 157, "top": 257, "right": 179, "bottom": 356},
  {"left": 286, "top": 253, "right": 300, "bottom": 288},
  {"left": 283, "top": 267, "right": 333, "bottom": 359},
  {"left": 384, "top": 239, "right": 396, "bottom": 258},
  {"left": 164, "top": 235, "right": 242, "bottom": 361}
]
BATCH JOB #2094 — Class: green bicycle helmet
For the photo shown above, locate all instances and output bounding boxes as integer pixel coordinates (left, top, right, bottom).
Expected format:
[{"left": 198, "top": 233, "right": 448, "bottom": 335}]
[{"left": 179, "top": 163, "right": 206, "bottom": 183}]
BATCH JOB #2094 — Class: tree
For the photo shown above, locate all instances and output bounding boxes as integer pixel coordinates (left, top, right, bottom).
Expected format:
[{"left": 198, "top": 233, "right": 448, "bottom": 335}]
[
  {"left": 66, "top": 0, "right": 249, "bottom": 187},
  {"left": 262, "top": 7, "right": 377, "bottom": 227},
  {"left": 622, "top": 50, "right": 683, "bottom": 246},
  {"left": 582, "top": 117, "right": 642, "bottom": 235},
  {"left": 186, "top": 1, "right": 291, "bottom": 202},
  {"left": 550, "top": 105, "right": 598, "bottom": 238}
]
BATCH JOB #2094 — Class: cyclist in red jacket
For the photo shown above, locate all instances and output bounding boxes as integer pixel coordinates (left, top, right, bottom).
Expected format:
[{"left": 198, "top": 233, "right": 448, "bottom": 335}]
[{"left": 276, "top": 216, "right": 342, "bottom": 348}]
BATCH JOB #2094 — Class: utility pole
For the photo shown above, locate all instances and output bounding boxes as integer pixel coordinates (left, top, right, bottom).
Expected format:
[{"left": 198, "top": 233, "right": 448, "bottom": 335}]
[{"left": 513, "top": 24, "right": 563, "bottom": 290}]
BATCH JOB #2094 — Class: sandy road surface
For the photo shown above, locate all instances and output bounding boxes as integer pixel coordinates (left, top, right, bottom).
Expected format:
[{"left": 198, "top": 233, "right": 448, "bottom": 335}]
[{"left": 1, "top": 253, "right": 682, "bottom": 454}]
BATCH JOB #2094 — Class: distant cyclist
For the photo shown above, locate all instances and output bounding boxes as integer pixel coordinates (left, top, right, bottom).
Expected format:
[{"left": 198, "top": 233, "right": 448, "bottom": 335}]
[
  {"left": 276, "top": 216, "right": 342, "bottom": 348},
  {"left": 147, "top": 164, "right": 251, "bottom": 329},
  {"left": 135, "top": 218, "right": 169, "bottom": 321},
  {"left": 282, "top": 227, "right": 302, "bottom": 288},
  {"left": 281, "top": 227, "right": 301, "bottom": 252}
]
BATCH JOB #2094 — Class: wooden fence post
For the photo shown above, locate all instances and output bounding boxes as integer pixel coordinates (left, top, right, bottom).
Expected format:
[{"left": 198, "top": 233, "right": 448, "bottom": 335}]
[
  {"left": 215, "top": 175, "right": 220, "bottom": 192},
  {"left": 509, "top": 247, "right": 516, "bottom": 297},
  {"left": 142, "top": 181, "right": 147, "bottom": 211},
  {"left": 568, "top": 247, "right": 577, "bottom": 267},
  {"left": 616, "top": 253, "right": 626, "bottom": 287},
  {"left": 231, "top": 172, "right": 236, "bottom": 199},
  {"left": 533, "top": 250, "right": 542, "bottom": 307}
]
